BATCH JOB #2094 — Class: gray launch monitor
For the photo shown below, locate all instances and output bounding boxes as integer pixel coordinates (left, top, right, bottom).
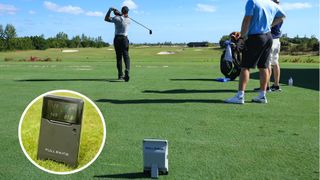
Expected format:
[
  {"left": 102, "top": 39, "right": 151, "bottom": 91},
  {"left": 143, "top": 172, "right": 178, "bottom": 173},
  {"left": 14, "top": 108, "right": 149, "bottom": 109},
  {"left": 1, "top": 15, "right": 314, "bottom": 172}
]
[
  {"left": 37, "top": 95, "right": 84, "bottom": 167},
  {"left": 143, "top": 139, "right": 168, "bottom": 179}
]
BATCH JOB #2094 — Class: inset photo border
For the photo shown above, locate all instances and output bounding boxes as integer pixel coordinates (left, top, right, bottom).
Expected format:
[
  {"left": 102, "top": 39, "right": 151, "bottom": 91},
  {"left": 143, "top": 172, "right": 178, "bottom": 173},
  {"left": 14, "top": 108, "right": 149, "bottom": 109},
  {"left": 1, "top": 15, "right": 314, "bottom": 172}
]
[{"left": 18, "top": 90, "right": 107, "bottom": 175}]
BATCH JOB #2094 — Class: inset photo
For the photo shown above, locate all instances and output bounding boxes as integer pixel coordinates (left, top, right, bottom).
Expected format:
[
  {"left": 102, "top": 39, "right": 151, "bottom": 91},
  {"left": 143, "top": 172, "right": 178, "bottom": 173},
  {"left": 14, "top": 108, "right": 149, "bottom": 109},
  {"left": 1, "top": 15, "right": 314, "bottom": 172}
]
[{"left": 18, "top": 90, "right": 106, "bottom": 175}]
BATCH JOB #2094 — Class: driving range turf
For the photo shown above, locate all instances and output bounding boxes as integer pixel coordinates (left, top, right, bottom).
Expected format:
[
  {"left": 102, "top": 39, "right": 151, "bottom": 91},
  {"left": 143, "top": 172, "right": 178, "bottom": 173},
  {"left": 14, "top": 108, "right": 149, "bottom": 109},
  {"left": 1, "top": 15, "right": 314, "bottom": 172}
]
[{"left": 0, "top": 47, "right": 319, "bottom": 179}]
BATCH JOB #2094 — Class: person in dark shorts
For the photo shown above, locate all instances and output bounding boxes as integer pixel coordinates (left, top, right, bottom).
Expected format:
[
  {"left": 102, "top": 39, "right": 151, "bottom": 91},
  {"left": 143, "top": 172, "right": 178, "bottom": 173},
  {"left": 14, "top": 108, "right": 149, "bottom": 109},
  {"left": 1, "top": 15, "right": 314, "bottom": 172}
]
[
  {"left": 105, "top": 6, "right": 131, "bottom": 82},
  {"left": 225, "top": 0, "right": 285, "bottom": 104}
]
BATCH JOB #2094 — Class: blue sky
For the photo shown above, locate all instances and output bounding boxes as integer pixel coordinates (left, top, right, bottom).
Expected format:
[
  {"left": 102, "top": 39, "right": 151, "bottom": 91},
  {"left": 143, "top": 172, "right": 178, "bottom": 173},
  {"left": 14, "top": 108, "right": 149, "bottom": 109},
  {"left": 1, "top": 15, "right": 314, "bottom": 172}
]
[{"left": 0, "top": 0, "right": 319, "bottom": 43}]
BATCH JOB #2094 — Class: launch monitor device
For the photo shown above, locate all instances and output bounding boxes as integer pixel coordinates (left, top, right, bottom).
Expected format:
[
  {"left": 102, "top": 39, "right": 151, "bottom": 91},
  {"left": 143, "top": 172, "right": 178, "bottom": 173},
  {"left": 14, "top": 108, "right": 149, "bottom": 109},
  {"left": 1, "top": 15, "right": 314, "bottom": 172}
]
[
  {"left": 143, "top": 139, "right": 168, "bottom": 179},
  {"left": 37, "top": 95, "right": 84, "bottom": 167}
]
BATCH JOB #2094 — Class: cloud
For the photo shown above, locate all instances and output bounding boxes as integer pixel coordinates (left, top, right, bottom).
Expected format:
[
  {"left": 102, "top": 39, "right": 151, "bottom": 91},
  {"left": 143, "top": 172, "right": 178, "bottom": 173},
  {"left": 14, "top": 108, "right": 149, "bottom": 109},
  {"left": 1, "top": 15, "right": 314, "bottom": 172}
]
[
  {"left": 43, "top": 1, "right": 104, "bottom": 17},
  {"left": 29, "top": 10, "right": 36, "bottom": 14},
  {"left": 133, "top": 10, "right": 145, "bottom": 14},
  {"left": 196, "top": 4, "right": 216, "bottom": 13},
  {"left": 281, "top": 2, "right": 312, "bottom": 10},
  {"left": 122, "top": 0, "right": 138, "bottom": 10},
  {"left": 86, "top": 11, "right": 103, "bottom": 17},
  {"left": 44, "top": 1, "right": 84, "bottom": 15},
  {"left": 0, "top": 3, "right": 18, "bottom": 15}
]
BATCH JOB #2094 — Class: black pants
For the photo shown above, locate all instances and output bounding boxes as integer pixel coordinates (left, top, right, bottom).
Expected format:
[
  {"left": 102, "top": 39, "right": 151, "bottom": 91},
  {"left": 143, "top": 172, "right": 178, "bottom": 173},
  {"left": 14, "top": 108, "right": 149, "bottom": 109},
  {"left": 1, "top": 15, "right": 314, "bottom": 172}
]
[
  {"left": 241, "top": 32, "right": 273, "bottom": 69},
  {"left": 114, "top": 35, "right": 130, "bottom": 77}
]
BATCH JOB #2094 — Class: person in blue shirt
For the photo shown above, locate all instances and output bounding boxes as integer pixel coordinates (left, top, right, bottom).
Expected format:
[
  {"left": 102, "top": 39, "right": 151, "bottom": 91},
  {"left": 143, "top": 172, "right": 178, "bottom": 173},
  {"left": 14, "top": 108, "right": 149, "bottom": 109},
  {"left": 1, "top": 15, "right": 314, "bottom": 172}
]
[{"left": 225, "top": 0, "right": 286, "bottom": 104}]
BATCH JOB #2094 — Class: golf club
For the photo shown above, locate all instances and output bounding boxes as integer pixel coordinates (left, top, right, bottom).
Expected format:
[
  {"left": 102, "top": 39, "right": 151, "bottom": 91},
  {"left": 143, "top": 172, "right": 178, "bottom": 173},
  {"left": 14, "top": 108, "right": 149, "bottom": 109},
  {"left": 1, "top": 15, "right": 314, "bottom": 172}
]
[
  {"left": 129, "top": 17, "right": 153, "bottom": 35},
  {"left": 113, "top": 8, "right": 152, "bottom": 35}
]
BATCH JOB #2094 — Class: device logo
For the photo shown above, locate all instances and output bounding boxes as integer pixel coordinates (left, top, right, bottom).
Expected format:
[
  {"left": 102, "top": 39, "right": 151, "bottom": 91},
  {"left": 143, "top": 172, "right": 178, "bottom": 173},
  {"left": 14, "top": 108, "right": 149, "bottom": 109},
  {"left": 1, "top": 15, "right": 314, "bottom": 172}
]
[
  {"left": 45, "top": 148, "right": 69, "bottom": 157},
  {"left": 145, "top": 147, "right": 165, "bottom": 151}
]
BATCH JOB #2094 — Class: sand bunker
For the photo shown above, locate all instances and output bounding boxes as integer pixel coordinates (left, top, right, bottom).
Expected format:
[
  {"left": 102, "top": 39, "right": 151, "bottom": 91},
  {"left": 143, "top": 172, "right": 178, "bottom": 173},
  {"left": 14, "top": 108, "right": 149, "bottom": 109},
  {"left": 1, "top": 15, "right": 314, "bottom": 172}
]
[
  {"left": 62, "top": 50, "right": 79, "bottom": 53},
  {"left": 157, "top": 51, "right": 176, "bottom": 55}
]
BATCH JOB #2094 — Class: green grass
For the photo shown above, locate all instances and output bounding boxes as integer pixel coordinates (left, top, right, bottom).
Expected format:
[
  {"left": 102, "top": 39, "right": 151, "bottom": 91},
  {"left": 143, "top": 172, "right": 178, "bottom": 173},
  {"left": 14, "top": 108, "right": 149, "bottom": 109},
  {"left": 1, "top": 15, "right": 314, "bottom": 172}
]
[
  {"left": 20, "top": 92, "right": 104, "bottom": 172},
  {"left": 0, "top": 47, "right": 319, "bottom": 179},
  {"left": 281, "top": 54, "right": 319, "bottom": 63},
  {"left": 0, "top": 46, "right": 318, "bottom": 63}
]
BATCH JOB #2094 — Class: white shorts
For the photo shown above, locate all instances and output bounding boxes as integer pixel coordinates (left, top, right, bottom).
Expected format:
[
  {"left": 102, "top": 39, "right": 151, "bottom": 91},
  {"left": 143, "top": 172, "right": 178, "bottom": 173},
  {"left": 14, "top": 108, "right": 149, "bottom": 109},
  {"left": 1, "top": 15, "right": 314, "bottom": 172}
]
[{"left": 268, "top": 38, "right": 281, "bottom": 66}]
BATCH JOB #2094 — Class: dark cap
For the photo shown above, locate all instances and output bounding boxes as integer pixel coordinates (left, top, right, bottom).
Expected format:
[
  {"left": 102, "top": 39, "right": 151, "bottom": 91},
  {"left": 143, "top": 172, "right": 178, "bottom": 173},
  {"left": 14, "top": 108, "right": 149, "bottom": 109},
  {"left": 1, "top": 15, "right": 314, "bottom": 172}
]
[{"left": 122, "top": 6, "right": 129, "bottom": 14}]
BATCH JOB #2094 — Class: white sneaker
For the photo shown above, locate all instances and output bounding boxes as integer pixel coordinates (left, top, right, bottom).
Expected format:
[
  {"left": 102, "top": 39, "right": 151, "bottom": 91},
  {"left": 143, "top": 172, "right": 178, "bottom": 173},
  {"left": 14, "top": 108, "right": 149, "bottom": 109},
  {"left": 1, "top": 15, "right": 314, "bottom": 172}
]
[
  {"left": 225, "top": 95, "right": 244, "bottom": 104},
  {"left": 251, "top": 96, "right": 268, "bottom": 104}
]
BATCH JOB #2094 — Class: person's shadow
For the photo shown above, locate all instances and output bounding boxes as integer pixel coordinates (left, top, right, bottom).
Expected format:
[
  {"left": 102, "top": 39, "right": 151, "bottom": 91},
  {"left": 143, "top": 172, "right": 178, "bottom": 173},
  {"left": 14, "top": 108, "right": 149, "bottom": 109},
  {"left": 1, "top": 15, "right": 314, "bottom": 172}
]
[
  {"left": 94, "top": 172, "right": 149, "bottom": 179},
  {"left": 16, "top": 78, "right": 125, "bottom": 83},
  {"left": 96, "top": 98, "right": 225, "bottom": 104},
  {"left": 251, "top": 68, "right": 319, "bottom": 91}
]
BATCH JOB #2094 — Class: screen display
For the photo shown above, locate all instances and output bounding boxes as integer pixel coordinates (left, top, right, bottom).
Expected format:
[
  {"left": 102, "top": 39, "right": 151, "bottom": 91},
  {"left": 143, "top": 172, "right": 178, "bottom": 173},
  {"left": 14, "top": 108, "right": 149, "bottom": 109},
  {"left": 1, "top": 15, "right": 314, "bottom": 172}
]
[{"left": 44, "top": 99, "right": 78, "bottom": 123}]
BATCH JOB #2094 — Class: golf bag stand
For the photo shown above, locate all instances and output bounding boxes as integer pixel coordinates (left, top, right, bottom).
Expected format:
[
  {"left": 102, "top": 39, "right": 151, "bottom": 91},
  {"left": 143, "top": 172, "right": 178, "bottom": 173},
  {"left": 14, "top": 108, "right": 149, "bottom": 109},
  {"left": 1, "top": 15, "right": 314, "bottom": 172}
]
[{"left": 220, "top": 32, "right": 242, "bottom": 80}]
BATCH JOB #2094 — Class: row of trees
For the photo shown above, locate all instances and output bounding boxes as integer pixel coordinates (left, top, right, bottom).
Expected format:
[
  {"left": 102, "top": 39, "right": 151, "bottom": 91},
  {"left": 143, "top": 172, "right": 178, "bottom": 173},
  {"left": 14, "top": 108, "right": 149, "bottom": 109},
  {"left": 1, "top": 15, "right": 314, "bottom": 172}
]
[
  {"left": 219, "top": 33, "right": 319, "bottom": 53},
  {"left": 0, "top": 24, "right": 109, "bottom": 51},
  {"left": 280, "top": 34, "right": 319, "bottom": 53}
]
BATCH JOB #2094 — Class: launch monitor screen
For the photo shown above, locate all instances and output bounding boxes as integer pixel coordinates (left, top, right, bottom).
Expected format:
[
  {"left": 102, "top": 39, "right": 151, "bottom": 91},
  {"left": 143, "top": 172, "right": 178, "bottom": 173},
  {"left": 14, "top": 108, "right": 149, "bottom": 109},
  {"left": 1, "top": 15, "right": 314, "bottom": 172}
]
[{"left": 42, "top": 95, "right": 83, "bottom": 124}]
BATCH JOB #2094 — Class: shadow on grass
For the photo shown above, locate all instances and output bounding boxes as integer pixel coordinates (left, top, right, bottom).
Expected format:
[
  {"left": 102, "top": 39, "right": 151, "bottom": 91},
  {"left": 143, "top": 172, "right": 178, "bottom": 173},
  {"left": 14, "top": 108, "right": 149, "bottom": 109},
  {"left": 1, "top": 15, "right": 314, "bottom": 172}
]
[
  {"left": 251, "top": 68, "right": 319, "bottom": 91},
  {"left": 144, "top": 89, "right": 236, "bottom": 94},
  {"left": 143, "top": 89, "right": 255, "bottom": 94},
  {"left": 171, "top": 78, "right": 239, "bottom": 82},
  {"left": 96, "top": 99, "right": 225, "bottom": 104},
  {"left": 94, "top": 172, "right": 149, "bottom": 179},
  {"left": 16, "top": 79, "right": 124, "bottom": 83}
]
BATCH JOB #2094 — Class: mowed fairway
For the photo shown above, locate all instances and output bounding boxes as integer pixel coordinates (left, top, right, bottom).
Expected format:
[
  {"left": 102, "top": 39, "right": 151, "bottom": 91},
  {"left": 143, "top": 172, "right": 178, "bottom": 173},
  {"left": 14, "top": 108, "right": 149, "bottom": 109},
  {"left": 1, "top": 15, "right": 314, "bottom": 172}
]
[{"left": 0, "top": 47, "right": 319, "bottom": 179}]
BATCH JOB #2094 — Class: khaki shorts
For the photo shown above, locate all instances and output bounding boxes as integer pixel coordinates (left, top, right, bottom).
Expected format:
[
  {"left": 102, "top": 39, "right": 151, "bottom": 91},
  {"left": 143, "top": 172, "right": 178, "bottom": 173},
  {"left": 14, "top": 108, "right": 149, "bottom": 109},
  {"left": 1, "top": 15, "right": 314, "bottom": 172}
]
[{"left": 268, "top": 38, "right": 281, "bottom": 66}]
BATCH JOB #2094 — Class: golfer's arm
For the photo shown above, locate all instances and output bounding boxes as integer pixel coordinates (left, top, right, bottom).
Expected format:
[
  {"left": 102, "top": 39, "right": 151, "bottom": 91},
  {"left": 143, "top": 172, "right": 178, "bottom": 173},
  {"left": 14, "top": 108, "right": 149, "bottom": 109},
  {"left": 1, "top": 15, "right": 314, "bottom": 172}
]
[
  {"left": 240, "top": 16, "right": 252, "bottom": 38},
  {"left": 271, "top": 16, "right": 285, "bottom": 27},
  {"left": 105, "top": 9, "right": 112, "bottom": 22}
]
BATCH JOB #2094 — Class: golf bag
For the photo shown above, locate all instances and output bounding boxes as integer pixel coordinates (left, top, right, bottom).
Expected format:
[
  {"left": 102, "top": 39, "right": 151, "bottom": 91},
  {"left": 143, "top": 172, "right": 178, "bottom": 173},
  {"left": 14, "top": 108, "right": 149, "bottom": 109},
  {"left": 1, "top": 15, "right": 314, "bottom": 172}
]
[{"left": 220, "top": 33, "right": 243, "bottom": 80}]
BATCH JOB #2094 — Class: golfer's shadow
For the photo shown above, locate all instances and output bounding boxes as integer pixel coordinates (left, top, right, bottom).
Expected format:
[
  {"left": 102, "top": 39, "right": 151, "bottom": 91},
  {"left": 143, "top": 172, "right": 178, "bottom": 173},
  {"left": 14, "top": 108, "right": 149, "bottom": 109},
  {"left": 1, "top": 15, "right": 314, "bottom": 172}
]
[
  {"left": 94, "top": 172, "right": 149, "bottom": 179},
  {"left": 96, "top": 98, "right": 225, "bottom": 104},
  {"left": 251, "top": 68, "right": 319, "bottom": 91},
  {"left": 143, "top": 89, "right": 238, "bottom": 94},
  {"left": 171, "top": 78, "right": 239, "bottom": 82},
  {"left": 143, "top": 89, "right": 255, "bottom": 94},
  {"left": 16, "top": 78, "right": 125, "bottom": 83}
]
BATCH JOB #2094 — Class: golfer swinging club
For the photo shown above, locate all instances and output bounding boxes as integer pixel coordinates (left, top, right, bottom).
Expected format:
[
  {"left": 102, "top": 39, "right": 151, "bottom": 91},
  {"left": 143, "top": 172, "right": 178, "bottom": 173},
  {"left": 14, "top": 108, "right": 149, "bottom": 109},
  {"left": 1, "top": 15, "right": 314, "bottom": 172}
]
[{"left": 105, "top": 6, "right": 131, "bottom": 82}]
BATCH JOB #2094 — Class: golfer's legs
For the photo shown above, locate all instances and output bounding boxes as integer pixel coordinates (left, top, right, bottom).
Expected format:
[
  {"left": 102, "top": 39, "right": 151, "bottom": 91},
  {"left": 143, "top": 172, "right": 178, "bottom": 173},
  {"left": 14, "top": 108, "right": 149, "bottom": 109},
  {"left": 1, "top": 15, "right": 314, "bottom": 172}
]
[
  {"left": 271, "top": 39, "right": 281, "bottom": 86},
  {"left": 123, "top": 38, "right": 130, "bottom": 75},
  {"left": 268, "top": 66, "right": 272, "bottom": 87},
  {"left": 114, "top": 38, "right": 123, "bottom": 77},
  {"left": 259, "top": 68, "right": 269, "bottom": 91},
  {"left": 238, "top": 68, "right": 250, "bottom": 91},
  {"left": 257, "top": 33, "right": 272, "bottom": 90},
  {"left": 272, "top": 64, "right": 280, "bottom": 86}
]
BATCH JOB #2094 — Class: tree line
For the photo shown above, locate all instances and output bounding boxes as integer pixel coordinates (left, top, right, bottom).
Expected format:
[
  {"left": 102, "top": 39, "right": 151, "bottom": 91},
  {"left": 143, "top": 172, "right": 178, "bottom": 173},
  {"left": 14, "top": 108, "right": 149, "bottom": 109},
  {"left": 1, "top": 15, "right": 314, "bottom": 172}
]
[
  {"left": 219, "top": 33, "right": 319, "bottom": 54},
  {"left": 0, "top": 24, "right": 110, "bottom": 51}
]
